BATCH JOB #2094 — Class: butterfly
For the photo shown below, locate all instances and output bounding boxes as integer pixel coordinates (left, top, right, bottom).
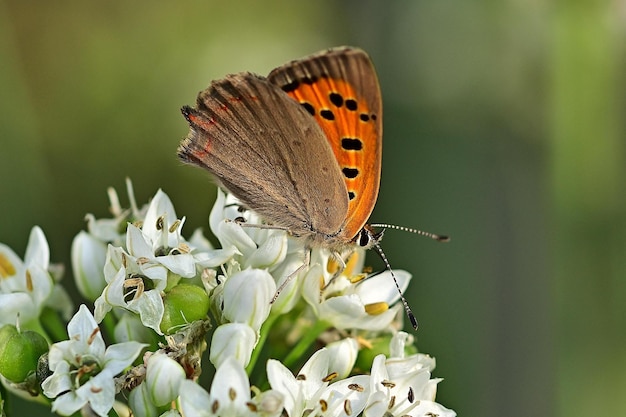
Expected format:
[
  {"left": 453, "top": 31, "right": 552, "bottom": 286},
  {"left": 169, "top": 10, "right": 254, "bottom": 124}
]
[{"left": 178, "top": 47, "right": 447, "bottom": 329}]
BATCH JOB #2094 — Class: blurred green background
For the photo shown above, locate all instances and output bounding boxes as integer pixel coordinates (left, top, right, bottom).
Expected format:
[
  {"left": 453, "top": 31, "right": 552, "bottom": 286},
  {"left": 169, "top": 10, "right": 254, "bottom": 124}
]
[{"left": 1, "top": 0, "right": 625, "bottom": 416}]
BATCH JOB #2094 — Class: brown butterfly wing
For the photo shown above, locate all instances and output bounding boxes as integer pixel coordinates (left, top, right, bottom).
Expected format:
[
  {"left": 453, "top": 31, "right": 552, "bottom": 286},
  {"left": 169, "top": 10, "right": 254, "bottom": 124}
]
[
  {"left": 267, "top": 47, "right": 382, "bottom": 242},
  {"left": 178, "top": 72, "right": 349, "bottom": 240}
]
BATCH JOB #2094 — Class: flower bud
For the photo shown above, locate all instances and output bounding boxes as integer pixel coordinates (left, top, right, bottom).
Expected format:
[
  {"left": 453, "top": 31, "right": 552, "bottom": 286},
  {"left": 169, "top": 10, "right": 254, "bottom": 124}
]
[
  {"left": 222, "top": 269, "right": 275, "bottom": 332},
  {"left": 128, "top": 382, "right": 159, "bottom": 417},
  {"left": 145, "top": 353, "right": 186, "bottom": 407},
  {"left": 209, "top": 323, "right": 256, "bottom": 369},
  {"left": 326, "top": 337, "right": 359, "bottom": 379},
  {"left": 0, "top": 324, "right": 48, "bottom": 383},
  {"left": 71, "top": 231, "right": 107, "bottom": 301},
  {"left": 160, "top": 284, "right": 210, "bottom": 334}
]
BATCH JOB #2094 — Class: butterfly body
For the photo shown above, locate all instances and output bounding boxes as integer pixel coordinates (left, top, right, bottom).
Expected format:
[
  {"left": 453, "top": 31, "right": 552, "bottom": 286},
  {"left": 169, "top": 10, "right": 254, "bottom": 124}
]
[{"left": 178, "top": 47, "right": 383, "bottom": 252}]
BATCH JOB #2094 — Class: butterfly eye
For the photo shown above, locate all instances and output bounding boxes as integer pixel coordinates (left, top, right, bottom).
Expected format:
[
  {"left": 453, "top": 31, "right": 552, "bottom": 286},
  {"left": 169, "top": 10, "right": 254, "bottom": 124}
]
[
  {"left": 357, "top": 228, "right": 374, "bottom": 247},
  {"left": 355, "top": 227, "right": 384, "bottom": 248}
]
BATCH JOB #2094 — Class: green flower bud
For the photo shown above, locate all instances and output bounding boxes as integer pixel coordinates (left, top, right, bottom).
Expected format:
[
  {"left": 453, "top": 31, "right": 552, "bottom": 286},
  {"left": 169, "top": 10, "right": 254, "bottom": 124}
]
[
  {"left": 0, "top": 324, "right": 48, "bottom": 383},
  {"left": 160, "top": 284, "right": 209, "bottom": 334}
]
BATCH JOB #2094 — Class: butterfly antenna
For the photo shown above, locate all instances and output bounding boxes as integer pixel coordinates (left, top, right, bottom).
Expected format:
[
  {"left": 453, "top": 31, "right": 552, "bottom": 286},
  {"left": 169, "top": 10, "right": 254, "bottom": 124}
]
[
  {"left": 370, "top": 223, "right": 450, "bottom": 242},
  {"left": 372, "top": 242, "right": 419, "bottom": 330}
]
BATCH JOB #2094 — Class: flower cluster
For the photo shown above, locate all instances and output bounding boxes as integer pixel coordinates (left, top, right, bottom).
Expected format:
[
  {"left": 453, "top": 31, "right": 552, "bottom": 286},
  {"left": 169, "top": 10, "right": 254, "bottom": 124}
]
[{"left": 0, "top": 180, "right": 456, "bottom": 417}]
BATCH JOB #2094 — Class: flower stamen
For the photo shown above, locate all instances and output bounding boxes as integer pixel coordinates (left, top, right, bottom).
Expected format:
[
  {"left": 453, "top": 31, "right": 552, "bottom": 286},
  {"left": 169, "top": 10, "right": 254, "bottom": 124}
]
[
  {"left": 322, "top": 371, "right": 338, "bottom": 382},
  {"left": 365, "top": 302, "right": 389, "bottom": 316},
  {"left": 0, "top": 254, "right": 16, "bottom": 278},
  {"left": 25, "top": 270, "right": 33, "bottom": 291}
]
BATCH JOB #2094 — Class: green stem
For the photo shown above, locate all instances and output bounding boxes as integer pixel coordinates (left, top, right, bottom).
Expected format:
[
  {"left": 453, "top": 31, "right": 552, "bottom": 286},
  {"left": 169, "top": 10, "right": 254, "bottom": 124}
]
[
  {"left": 100, "top": 313, "right": 117, "bottom": 342},
  {"left": 38, "top": 307, "right": 66, "bottom": 342},
  {"left": 282, "top": 319, "right": 330, "bottom": 370},
  {"left": 246, "top": 313, "right": 279, "bottom": 375}
]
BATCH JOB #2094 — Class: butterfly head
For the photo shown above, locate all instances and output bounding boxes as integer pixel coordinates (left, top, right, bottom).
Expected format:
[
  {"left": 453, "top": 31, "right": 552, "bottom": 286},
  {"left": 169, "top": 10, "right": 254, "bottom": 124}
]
[{"left": 354, "top": 224, "right": 384, "bottom": 249}]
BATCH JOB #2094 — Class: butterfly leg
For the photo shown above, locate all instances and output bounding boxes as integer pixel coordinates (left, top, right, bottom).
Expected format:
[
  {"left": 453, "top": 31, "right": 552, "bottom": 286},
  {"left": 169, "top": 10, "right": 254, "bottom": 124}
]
[
  {"left": 322, "top": 250, "right": 353, "bottom": 289},
  {"left": 226, "top": 218, "right": 291, "bottom": 232},
  {"left": 271, "top": 248, "right": 311, "bottom": 304}
]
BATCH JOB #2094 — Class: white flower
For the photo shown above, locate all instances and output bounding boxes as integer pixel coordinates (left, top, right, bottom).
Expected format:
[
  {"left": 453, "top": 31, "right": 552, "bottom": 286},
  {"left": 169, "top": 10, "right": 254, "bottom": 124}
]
[
  {"left": 0, "top": 226, "right": 54, "bottom": 327},
  {"left": 94, "top": 189, "right": 234, "bottom": 334},
  {"left": 42, "top": 305, "right": 145, "bottom": 417},
  {"left": 179, "top": 356, "right": 284, "bottom": 417},
  {"left": 267, "top": 348, "right": 371, "bottom": 417},
  {"left": 363, "top": 332, "right": 456, "bottom": 417},
  {"left": 209, "top": 189, "right": 289, "bottom": 271},
  {"left": 301, "top": 249, "right": 410, "bottom": 331},
  {"left": 94, "top": 244, "right": 169, "bottom": 334}
]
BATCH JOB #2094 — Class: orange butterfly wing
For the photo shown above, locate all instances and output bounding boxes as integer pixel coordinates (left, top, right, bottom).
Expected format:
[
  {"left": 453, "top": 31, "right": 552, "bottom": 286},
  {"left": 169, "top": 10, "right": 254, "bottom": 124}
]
[{"left": 268, "top": 47, "right": 382, "bottom": 242}]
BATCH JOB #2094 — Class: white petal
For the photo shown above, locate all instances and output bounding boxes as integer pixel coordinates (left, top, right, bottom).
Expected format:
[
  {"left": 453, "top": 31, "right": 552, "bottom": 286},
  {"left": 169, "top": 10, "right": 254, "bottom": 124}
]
[
  {"left": 320, "top": 375, "right": 370, "bottom": 417},
  {"left": 103, "top": 245, "right": 126, "bottom": 283},
  {"left": 94, "top": 294, "right": 113, "bottom": 324},
  {"left": 194, "top": 247, "right": 238, "bottom": 268},
  {"left": 406, "top": 400, "right": 457, "bottom": 417},
  {"left": 209, "top": 188, "right": 228, "bottom": 237},
  {"left": 146, "top": 353, "right": 185, "bottom": 406},
  {"left": 50, "top": 390, "right": 86, "bottom": 416},
  {"left": 242, "top": 232, "right": 288, "bottom": 269},
  {"left": 188, "top": 228, "right": 214, "bottom": 251},
  {"left": 319, "top": 296, "right": 400, "bottom": 331},
  {"left": 209, "top": 323, "right": 256, "bottom": 369},
  {"left": 369, "top": 354, "right": 390, "bottom": 394},
  {"left": 139, "top": 262, "right": 169, "bottom": 284},
  {"left": 142, "top": 189, "right": 178, "bottom": 242},
  {"left": 0, "top": 243, "right": 23, "bottom": 281},
  {"left": 128, "top": 382, "right": 159, "bottom": 417},
  {"left": 71, "top": 231, "right": 107, "bottom": 301},
  {"left": 301, "top": 264, "right": 324, "bottom": 312},
  {"left": 75, "top": 373, "right": 116, "bottom": 417},
  {"left": 101, "top": 266, "right": 127, "bottom": 307},
  {"left": 267, "top": 359, "right": 299, "bottom": 416},
  {"left": 67, "top": 305, "right": 106, "bottom": 358},
  {"left": 389, "top": 331, "right": 411, "bottom": 359},
  {"left": 326, "top": 338, "right": 359, "bottom": 379},
  {"left": 269, "top": 253, "right": 306, "bottom": 314},
  {"left": 253, "top": 389, "right": 285, "bottom": 417},
  {"left": 216, "top": 221, "right": 257, "bottom": 256},
  {"left": 222, "top": 269, "right": 275, "bottom": 332},
  {"left": 298, "top": 348, "right": 330, "bottom": 399},
  {"left": 210, "top": 356, "right": 251, "bottom": 414},
  {"left": 85, "top": 214, "right": 122, "bottom": 243},
  {"left": 47, "top": 341, "right": 73, "bottom": 369},
  {"left": 42, "top": 360, "right": 72, "bottom": 397},
  {"left": 126, "top": 224, "right": 153, "bottom": 259},
  {"left": 157, "top": 253, "right": 196, "bottom": 277},
  {"left": 0, "top": 292, "right": 35, "bottom": 326},
  {"left": 179, "top": 380, "right": 213, "bottom": 417},
  {"left": 27, "top": 263, "right": 53, "bottom": 307},
  {"left": 128, "top": 289, "right": 165, "bottom": 335},
  {"left": 103, "top": 341, "right": 146, "bottom": 375},
  {"left": 356, "top": 269, "right": 411, "bottom": 305},
  {"left": 363, "top": 390, "right": 389, "bottom": 417},
  {"left": 24, "top": 226, "right": 49, "bottom": 269}
]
